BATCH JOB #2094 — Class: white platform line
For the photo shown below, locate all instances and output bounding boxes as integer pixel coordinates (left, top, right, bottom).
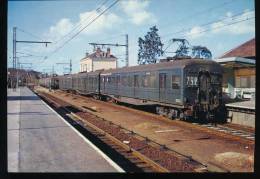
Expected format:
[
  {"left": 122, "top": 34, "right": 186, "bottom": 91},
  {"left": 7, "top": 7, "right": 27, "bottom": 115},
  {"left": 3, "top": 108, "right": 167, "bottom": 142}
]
[{"left": 40, "top": 98, "right": 125, "bottom": 173}]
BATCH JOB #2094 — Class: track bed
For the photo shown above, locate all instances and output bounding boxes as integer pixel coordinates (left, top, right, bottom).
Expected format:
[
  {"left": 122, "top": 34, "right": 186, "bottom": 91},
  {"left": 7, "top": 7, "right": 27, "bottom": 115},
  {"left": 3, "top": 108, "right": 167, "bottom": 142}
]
[{"left": 35, "top": 86, "right": 254, "bottom": 172}]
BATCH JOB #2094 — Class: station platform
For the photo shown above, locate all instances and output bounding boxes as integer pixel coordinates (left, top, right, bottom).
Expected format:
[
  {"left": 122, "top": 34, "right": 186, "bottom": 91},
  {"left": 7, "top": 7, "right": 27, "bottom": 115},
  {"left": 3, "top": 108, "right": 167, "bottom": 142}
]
[
  {"left": 8, "top": 87, "right": 123, "bottom": 172},
  {"left": 225, "top": 100, "right": 255, "bottom": 128},
  {"left": 225, "top": 100, "right": 255, "bottom": 110}
]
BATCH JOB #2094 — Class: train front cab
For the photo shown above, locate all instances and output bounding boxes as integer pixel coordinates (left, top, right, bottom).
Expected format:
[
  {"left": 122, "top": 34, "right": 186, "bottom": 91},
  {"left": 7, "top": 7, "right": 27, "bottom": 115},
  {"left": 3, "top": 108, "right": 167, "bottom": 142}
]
[{"left": 183, "top": 68, "right": 226, "bottom": 122}]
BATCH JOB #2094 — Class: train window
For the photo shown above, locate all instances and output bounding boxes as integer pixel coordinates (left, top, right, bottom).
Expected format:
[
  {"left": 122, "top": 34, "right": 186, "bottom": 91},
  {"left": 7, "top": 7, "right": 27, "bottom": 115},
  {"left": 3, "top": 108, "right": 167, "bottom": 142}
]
[
  {"left": 150, "top": 73, "right": 156, "bottom": 87},
  {"left": 121, "top": 76, "right": 127, "bottom": 86},
  {"left": 108, "top": 77, "right": 111, "bottom": 83},
  {"left": 111, "top": 77, "right": 115, "bottom": 84},
  {"left": 172, "top": 75, "right": 180, "bottom": 89},
  {"left": 127, "top": 76, "right": 132, "bottom": 86},
  {"left": 116, "top": 76, "right": 120, "bottom": 85},
  {"left": 142, "top": 75, "right": 150, "bottom": 87},
  {"left": 134, "top": 75, "right": 139, "bottom": 87},
  {"left": 211, "top": 75, "right": 221, "bottom": 85}
]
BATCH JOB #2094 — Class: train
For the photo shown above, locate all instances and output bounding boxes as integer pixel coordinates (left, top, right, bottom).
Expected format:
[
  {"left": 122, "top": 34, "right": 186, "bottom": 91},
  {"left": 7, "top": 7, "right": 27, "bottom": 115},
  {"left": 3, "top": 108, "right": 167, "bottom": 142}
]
[{"left": 39, "top": 58, "right": 226, "bottom": 121}]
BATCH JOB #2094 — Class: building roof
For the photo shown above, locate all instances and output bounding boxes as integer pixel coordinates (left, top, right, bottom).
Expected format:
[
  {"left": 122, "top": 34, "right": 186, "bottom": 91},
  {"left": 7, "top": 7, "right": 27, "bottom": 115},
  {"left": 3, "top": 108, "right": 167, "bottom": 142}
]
[
  {"left": 87, "top": 52, "right": 117, "bottom": 59},
  {"left": 219, "top": 38, "right": 255, "bottom": 59},
  {"left": 81, "top": 48, "right": 117, "bottom": 62},
  {"left": 214, "top": 57, "right": 255, "bottom": 68}
]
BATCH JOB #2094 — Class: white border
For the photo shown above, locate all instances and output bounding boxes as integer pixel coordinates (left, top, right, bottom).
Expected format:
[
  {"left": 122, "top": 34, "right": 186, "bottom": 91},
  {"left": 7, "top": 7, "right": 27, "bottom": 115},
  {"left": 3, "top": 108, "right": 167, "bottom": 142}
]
[{"left": 40, "top": 97, "right": 125, "bottom": 173}]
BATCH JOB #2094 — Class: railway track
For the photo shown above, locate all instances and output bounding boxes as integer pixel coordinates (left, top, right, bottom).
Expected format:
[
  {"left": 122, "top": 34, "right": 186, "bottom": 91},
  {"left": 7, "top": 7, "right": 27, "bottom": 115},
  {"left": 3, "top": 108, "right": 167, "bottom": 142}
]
[
  {"left": 191, "top": 123, "right": 255, "bottom": 141},
  {"left": 35, "top": 90, "right": 210, "bottom": 172},
  {"left": 48, "top": 89, "right": 255, "bottom": 146}
]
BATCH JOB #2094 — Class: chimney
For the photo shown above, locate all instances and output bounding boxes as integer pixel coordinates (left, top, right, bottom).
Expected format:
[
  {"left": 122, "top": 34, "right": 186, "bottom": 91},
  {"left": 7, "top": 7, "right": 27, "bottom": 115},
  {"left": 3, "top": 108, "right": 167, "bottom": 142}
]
[
  {"left": 106, "top": 48, "right": 111, "bottom": 57},
  {"left": 96, "top": 47, "right": 101, "bottom": 57},
  {"left": 85, "top": 52, "right": 89, "bottom": 57}
]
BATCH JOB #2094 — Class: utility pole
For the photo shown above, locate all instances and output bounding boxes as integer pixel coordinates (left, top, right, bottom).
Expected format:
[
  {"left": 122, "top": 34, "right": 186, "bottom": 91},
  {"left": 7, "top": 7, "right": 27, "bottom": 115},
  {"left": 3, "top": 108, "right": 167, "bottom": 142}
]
[
  {"left": 13, "top": 27, "right": 16, "bottom": 90},
  {"left": 126, "top": 34, "right": 129, "bottom": 67},
  {"left": 70, "top": 59, "right": 72, "bottom": 74},
  {"left": 52, "top": 65, "right": 55, "bottom": 77},
  {"left": 13, "top": 26, "right": 51, "bottom": 89},
  {"left": 89, "top": 34, "right": 129, "bottom": 67},
  {"left": 56, "top": 60, "right": 72, "bottom": 75}
]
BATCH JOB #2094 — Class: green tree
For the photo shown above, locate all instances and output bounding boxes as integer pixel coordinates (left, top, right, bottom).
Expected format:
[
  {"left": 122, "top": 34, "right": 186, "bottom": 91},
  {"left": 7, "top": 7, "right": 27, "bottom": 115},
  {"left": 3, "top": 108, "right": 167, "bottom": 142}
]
[
  {"left": 138, "top": 26, "right": 164, "bottom": 64},
  {"left": 191, "top": 46, "right": 212, "bottom": 59}
]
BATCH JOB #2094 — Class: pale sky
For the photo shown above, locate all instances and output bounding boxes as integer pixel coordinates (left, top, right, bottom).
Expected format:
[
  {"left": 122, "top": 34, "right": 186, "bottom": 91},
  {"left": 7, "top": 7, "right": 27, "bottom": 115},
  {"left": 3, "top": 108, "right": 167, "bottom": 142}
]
[{"left": 8, "top": 0, "right": 255, "bottom": 75}]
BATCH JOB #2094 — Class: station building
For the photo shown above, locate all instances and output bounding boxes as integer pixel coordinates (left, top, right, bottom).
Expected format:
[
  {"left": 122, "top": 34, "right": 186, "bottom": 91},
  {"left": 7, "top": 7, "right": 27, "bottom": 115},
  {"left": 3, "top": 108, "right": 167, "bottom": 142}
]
[
  {"left": 214, "top": 38, "right": 255, "bottom": 99},
  {"left": 80, "top": 47, "right": 117, "bottom": 72}
]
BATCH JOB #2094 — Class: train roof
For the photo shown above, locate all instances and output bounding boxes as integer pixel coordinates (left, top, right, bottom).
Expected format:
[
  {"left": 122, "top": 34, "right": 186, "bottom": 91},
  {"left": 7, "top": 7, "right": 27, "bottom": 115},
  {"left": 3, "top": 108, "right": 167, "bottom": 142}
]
[{"left": 101, "top": 58, "right": 222, "bottom": 74}]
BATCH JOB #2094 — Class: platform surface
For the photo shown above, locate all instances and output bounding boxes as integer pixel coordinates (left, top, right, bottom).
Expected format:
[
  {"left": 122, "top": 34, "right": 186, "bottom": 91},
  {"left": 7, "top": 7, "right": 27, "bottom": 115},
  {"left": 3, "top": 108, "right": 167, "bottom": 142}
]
[
  {"left": 225, "top": 100, "right": 255, "bottom": 110},
  {"left": 8, "top": 87, "right": 123, "bottom": 172}
]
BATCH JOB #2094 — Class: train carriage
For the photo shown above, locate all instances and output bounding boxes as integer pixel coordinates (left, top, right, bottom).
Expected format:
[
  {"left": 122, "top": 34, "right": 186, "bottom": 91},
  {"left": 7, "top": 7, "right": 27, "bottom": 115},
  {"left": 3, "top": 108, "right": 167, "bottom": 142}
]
[
  {"left": 40, "top": 58, "right": 224, "bottom": 121},
  {"left": 73, "top": 71, "right": 100, "bottom": 95},
  {"left": 100, "top": 59, "right": 223, "bottom": 120}
]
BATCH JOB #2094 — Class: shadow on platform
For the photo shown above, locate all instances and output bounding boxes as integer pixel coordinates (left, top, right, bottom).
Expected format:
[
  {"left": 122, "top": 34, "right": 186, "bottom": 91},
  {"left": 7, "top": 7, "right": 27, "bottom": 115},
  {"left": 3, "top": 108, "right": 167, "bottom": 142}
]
[{"left": 8, "top": 96, "right": 39, "bottom": 101}]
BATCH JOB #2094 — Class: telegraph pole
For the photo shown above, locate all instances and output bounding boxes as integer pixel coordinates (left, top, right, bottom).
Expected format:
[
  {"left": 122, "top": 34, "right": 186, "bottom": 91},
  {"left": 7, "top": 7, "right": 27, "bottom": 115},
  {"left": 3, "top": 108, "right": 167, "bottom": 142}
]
[
  {"left": 56, "top": 60, "right": 72, "bottom": 75},
  {"left": 52, "top": 65, "right": 55, "bottom": 77},
  {"left": 126, "top": 34, "right": 129, "bottom": 67},
  {"left": 70, "top": 59, "right": 72, "bottom": 74},
  {"left": 13, "top": 27, "right": 17, "bottom": 90},
  {"left": 13, "top": 26, "right": 51, "bottom": 89},
  {"left": 89, "top": 34, "right": 129, "bottom": 67}
]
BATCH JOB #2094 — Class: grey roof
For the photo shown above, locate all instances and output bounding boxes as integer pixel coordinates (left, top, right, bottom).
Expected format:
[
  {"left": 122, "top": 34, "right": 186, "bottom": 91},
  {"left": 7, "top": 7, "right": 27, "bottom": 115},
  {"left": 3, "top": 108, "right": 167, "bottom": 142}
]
[{"left": 101, "top": 59, "right": 222, "bottom": 74}]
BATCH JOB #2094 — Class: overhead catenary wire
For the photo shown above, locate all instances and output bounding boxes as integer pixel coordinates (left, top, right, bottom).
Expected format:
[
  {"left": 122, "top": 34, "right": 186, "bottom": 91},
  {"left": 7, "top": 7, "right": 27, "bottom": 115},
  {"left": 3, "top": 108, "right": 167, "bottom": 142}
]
[
  {"left": 95, "top": 33, "right": 125, "bottom": 43},
  {"left": 162, "top": 16, "right": 254, "bottom": 55},
  {"left": 52, "top": 0, "right": 111, "bottom": 45},
  {"left": 17, "top": 27, "right": 44, "bottom": 41},
  {"left": 40, "top": 0, "right": 120, "bottom": 65},
  {"left": 179, "top": 16, "right": 254, "bottom": 39},
  {"left": 158, "top": 0, "right": 236, "bottom": 30},
  {"left": 161, "top": 9, "right": 255, "bottom": 39}
]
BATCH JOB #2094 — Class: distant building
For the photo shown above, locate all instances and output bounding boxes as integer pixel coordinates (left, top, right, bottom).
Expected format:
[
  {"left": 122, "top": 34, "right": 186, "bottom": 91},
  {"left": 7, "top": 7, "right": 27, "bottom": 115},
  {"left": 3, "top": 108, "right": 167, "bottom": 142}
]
[
  {"left": 80, "top": 47, "right": 117, "bottom": 72},
  {"left": 7, "top": 68, "right": 41, "bottom": 87},
  {"left": 214, "top": 38, "right": 255, "bottom": 99}
]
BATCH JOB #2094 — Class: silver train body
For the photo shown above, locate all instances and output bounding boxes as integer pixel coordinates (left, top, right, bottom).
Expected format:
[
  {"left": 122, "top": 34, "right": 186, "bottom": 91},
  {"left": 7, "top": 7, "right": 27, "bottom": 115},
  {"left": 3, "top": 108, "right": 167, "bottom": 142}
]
[{"left": 39, "top": 59, "right": 225, "bottom": 121}]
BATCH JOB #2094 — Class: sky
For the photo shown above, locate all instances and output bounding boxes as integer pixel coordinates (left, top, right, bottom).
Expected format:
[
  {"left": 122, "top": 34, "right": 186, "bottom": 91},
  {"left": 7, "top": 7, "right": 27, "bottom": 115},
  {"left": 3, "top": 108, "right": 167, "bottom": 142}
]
[{"left": 8, "top": 0, "right": 255, "bottom": 75}]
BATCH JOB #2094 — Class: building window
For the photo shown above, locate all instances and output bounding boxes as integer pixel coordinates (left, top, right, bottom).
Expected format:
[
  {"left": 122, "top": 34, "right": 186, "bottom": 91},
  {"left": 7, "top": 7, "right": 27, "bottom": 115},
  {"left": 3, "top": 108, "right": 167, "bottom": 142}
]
[
  {"left": 251, "top": 76, "right": 255, "bottom": 88},
  {"left": 240, "top": 77, "right": 248, "bottom": 88},
  {"left": 236, "top": 76, "right": 253, "bottom": 88},
  {"left": 235, "top": 77, "right": 241, "bottom": 88},
  {"left": 172, "top": 75, "right": 180, "bottom": 89}
]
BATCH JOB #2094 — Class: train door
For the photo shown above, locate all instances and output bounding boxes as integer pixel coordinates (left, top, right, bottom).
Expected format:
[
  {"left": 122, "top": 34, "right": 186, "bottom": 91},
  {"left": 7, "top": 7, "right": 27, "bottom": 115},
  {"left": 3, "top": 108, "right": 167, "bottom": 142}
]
[
  {"left": 103, "top": 76, "right": 106, "bottom": 93},
  {"left": 116, "top": 75, "right": 120, "bottom": 95},
  {"left": 159, "top": 73, "right": 167, "bottom": 102},
  {"left": 134, "top": 74, "right": 138, "bottom": 97},
  {"left": 197, "top": 71, "right": 211, "bottom": 108}
]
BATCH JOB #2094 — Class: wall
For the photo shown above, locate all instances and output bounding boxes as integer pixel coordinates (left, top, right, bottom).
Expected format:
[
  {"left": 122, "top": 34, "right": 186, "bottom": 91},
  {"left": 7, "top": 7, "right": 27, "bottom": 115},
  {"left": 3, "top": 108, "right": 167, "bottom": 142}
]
[
  {"left": 227, "top": 110, "right": 255, "bottom": 128},
  {"left": 93, "top": 60, "right": 117, "bottom": 72},
  {"left": 80, "top": 58, "right": 92, "bottom": 72}
]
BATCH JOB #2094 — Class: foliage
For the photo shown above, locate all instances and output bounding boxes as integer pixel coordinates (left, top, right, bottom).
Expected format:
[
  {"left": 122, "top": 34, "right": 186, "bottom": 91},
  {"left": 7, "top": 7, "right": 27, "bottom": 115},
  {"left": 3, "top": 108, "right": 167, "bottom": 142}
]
[
  {"left": 138, "top": 26, "right": 164, "bottom": 64},
  {"left": 191, "top": 46, "right": 212, "bottom": 59}
]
